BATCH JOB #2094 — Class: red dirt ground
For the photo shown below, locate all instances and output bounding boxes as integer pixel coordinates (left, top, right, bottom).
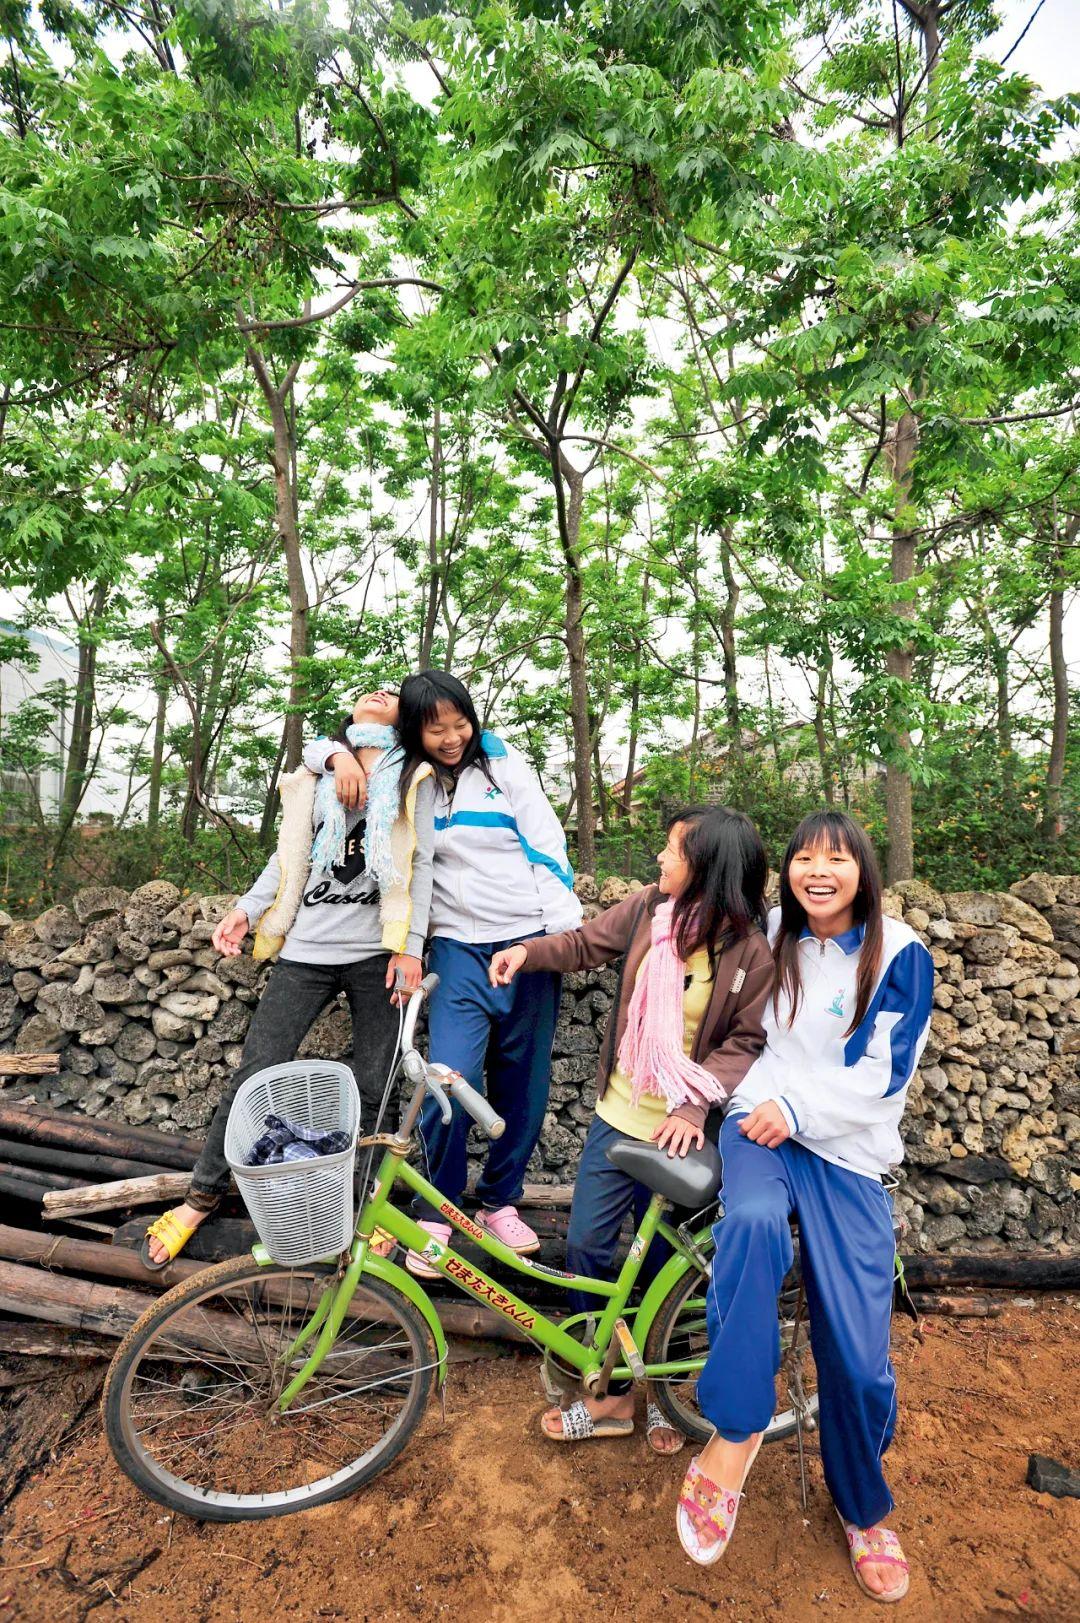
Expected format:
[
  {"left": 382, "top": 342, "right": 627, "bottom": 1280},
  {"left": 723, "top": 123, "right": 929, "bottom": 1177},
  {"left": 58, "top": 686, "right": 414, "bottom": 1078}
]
[{"left": 1, "top": 1298, "right": 1078, "bottom": 1622}]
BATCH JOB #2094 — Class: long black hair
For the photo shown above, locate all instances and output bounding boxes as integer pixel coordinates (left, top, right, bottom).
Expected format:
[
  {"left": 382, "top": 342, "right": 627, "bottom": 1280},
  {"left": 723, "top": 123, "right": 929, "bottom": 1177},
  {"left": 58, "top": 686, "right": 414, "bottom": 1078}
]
[
  {"left": 396, "top": 670, "right": 496, "bottom": 801},
  {"left": 667, "top": 805, "right": 768, "bottom": 969},
  {"left": 773, "top": 809, "right": 883, "bottom": 1036}
]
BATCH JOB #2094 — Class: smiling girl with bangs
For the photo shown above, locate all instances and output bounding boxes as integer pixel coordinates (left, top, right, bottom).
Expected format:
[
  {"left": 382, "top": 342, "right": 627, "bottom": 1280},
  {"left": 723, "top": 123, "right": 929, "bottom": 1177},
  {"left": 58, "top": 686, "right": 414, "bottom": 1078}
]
[
  {"left": 317, "top": 670, "right": 582, "bottom": 1268},
  {"left": 676, "top": 810, "right": 934, "bottom": 1606}
]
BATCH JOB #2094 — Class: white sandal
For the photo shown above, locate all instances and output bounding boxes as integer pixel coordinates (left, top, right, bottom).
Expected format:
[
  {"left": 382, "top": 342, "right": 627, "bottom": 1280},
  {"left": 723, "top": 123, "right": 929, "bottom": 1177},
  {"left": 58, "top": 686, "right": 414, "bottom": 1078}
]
[
  {"left": 541, "top": 1399, "right": 635, "bottom": 1443},
  {"left": 646, "top": 1400, "right": 685, "bottom": 1455}
]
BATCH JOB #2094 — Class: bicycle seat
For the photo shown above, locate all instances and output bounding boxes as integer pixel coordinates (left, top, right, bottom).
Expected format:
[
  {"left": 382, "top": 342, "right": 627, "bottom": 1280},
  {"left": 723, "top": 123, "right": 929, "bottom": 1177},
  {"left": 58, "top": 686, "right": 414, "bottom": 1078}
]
[{"left": 605, "top": 1135, "right": 722, "bottom": 1209}]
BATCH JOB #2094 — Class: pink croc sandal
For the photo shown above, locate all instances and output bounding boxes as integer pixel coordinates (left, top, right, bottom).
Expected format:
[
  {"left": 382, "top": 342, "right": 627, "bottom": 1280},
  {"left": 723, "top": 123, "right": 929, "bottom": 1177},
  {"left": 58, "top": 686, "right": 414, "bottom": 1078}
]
[
  {"left": 839, "top": 1514, "right": 911, "bottom": 1603},
  {"left": 675, "top": 1434, "right": 763, "bottom": 1566},
  {"left": 476, "top": 1205, "right": 540, "bottom": 1254}
]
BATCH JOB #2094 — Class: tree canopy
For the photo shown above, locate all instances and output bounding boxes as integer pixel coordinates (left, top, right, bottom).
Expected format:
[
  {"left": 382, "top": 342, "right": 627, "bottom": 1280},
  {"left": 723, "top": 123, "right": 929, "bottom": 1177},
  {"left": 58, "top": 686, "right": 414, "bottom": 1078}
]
[{"left": 1, "top": 0, "right": 1077, "bottom": 907}]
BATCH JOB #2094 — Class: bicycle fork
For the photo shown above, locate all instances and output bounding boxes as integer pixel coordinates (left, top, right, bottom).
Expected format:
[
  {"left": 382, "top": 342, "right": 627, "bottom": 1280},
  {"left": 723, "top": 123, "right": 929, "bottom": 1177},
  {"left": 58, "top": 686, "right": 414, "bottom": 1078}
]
[{"left": 271, "top": 1251, "right": 368, "bottom": 1414}]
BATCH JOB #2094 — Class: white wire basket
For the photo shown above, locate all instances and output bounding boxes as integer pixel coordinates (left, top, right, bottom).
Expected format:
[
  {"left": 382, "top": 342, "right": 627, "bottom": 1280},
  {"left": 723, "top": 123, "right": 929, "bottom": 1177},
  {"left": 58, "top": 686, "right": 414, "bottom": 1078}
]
[{"left": 224, "top": 1060, "right": 360, "bottom": 1266}]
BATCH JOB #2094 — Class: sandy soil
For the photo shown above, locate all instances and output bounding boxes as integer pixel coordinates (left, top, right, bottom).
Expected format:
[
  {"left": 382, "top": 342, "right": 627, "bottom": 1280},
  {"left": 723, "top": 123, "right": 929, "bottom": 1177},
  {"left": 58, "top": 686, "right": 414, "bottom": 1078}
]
[{"left": 1, "top": 1298, "right": 1078, "bottom": 1622}]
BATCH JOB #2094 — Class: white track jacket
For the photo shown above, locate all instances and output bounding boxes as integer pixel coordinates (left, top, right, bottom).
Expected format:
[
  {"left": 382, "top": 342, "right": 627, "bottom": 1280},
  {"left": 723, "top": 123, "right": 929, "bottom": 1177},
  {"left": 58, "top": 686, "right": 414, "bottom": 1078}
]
[
  {"left": 307, "top": 732, "right": 582, "bottom": 945},
  {"left": 727, "top": 910, "right": 934, "bottom": 1178}
]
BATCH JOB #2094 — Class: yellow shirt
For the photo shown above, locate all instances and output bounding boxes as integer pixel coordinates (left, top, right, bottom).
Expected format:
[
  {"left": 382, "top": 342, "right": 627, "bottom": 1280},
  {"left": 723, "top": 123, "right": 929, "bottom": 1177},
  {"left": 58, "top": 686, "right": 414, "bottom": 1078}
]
[{"left": 596, "top": 946, "right": 715, "bottom": 1142}]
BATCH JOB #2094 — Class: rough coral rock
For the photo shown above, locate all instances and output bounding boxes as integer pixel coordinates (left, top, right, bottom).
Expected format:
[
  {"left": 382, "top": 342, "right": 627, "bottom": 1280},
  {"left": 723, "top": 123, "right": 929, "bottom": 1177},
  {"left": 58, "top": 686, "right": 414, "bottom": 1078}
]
[{"left": 0, "top": 866, "right": 1076, "bottom": 1253}]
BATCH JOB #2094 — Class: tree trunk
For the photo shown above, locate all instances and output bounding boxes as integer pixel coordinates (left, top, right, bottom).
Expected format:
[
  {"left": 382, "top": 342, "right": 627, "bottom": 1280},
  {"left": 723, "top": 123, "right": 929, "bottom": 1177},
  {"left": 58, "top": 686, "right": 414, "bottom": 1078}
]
[
  {"left": 245, "top": 343, "right": 307, "bottom": 772},
  {"left": 146, "top": 670, "right": 167, "bottom": 831},
  {"left": 259, "top": 722, "right": 288, "bottom": 847},
  {"left": 814, "top": 658, "right": 835, "bottom": 805},
  {"left": 43, "top": 1170, "right": 193, "bottom": 1218},
  {"left": 622, "top": 685, "right": 641, "bottom": 822},
  {"left": 179, "top": 628, "right": 228, "bottom": 841},
  {"left": 55, "top": 579, "right": 108, "bottom": 851},
  {"left": 0, "top": 1137, "right": 171, "bottom": 1181},
  {"left": 830, "top": 665, "right": 851, "bottom": 806},
  {"left": 592, "top": 737, "right": 608, "bottom": 836},
  {"left": 0, "top": 1053, "right": 59, "bottom": 1076},
  {"left": 882, "top": 1, "right": 943, "bottom": 881},
  {"left": 0, "top": 1257, "right": 161, "bottom": 1334},
  {"left": 0, "top": 1224, "right": 204, "bottom": 1292},
  {"left": 178, "top": 680, "right": 205, "bottom": 843},
  {"left": 883, "top": 408, "right": 919, "bottom": 884},
  {"left": 687, "top": 605, "right": 705, "bottom": 798},
  {"left": 620, "top": 572, "right": 650, "bottom": 831},
  {"left": 762, "top": 651, "right": 783, "bottom": 772},
  {"left": 0, "top": 1101, "right": 202, "bottom": 1169},
  {"left": 272, "top": 391, "right": 308, "bottom": 771},
  {"left": 200, "top": 632, "right": 227, "bottom": 793},
  {"left": 719, "top": 526, "right": 741, "bottom": 762},
  {"left": 1043, "top": 510, "right": 1075, "bottom": 837},
  {"left": 419, "top": 405, "right": 442, "bottom": 668},
  {"left": 558, "top": 459, "right": 595, "bottom": 874},
  {"left": 992, "top": 637, "right": 1012, "bottom": 757}
]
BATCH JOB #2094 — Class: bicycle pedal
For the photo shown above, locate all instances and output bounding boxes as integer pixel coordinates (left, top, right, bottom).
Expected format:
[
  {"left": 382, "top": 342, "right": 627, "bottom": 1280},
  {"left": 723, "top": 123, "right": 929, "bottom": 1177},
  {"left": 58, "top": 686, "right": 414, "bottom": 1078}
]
[
  {"left": 540, "top": 1358, "right": 577, "bottom": 1403},
  {"left": 614, "top": 1318, "right": 646, "bottom": 1384}
]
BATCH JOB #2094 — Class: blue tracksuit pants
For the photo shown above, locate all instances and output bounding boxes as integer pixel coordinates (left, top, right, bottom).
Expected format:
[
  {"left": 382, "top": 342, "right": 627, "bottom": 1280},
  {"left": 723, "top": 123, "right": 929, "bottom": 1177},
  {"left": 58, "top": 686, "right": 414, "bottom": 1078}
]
[
  {"left": 414, "top": 935, "right": 562, "bottom": 1217},
  {"left": 697, "top": 1113, "right": 898, "bottom": 1529}
]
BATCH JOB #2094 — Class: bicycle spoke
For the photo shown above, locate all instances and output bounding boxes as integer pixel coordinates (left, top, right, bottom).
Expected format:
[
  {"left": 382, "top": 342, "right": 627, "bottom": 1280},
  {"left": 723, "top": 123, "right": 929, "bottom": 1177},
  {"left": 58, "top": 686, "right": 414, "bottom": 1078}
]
[{"left": 113, "top": 1266, "right": 433, "bottom": 1511}]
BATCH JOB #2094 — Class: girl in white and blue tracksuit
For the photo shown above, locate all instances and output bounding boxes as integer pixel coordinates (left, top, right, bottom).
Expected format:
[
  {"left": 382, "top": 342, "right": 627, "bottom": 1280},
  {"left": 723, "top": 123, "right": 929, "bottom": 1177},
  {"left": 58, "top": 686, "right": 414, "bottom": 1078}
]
[
  {"left": 690, "top": 810, "right": 933, "bottom": 1580},
  {"left": 313, "top": 671, "right": 581, "bottom": 1246}
]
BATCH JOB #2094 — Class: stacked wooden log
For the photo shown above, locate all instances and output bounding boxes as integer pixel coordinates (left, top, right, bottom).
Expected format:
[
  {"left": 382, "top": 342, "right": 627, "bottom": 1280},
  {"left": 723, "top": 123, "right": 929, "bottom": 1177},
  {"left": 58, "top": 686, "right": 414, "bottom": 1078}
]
[
  {"left": 0, "top": 1099, "right": 199, "bottom": 1213},
  {"left": 0, "top": 1103, "right": 578, "bottom": 1351},
  {"left": 0, "top": 1101, "right": 1077, "bottom": 1367}
]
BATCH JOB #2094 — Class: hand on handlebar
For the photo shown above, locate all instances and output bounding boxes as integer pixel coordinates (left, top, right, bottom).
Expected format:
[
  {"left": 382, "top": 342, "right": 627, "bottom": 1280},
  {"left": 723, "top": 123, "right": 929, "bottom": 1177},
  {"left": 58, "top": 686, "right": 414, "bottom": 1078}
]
[
  {"left": 489, "top": 944, "right": 528, "bottom": 986},
  {"left": 387, "top": 953, "right": 423, "bottom": 1005}
]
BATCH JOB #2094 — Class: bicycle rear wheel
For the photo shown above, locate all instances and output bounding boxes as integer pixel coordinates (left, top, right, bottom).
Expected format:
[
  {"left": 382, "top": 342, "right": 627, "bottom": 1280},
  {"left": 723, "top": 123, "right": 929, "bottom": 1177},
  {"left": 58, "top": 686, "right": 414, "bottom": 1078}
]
[
  {"left": 103, "top": 1255, "right": 435, "bottom": 1521},
  {"left": 644, "top": 1249, "right": 818, "bottom": 1445}
]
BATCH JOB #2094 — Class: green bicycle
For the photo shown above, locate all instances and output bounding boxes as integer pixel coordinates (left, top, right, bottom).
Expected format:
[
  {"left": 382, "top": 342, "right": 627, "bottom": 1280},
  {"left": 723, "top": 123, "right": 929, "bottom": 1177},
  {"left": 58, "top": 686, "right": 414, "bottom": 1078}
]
[{"left": 103, "top": 976, "right": 818, "bottom": 1522}]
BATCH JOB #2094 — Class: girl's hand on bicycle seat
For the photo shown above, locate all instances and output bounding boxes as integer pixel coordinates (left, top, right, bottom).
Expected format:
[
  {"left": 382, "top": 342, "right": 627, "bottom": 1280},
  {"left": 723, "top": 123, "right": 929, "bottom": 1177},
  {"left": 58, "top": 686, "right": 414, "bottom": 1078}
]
[
  {"left": 489, "top": 944, "right": 529, "bottom": 986},
  {"left": 653, "top": 1114, "right": 705, "bottom": 1159},
  {"left": 212, "top": 909, "right": 249, "bottom": 957},
  {"left": 739, "top": 1101, "right": 790, "bottom": 1149}
]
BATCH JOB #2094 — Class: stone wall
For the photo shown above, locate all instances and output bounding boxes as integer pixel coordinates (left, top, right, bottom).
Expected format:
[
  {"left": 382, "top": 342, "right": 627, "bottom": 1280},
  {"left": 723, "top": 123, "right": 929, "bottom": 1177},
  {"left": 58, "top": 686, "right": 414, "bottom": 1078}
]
[{"left": 1, "top": 873, "right": 1078, "bottom": 1253}]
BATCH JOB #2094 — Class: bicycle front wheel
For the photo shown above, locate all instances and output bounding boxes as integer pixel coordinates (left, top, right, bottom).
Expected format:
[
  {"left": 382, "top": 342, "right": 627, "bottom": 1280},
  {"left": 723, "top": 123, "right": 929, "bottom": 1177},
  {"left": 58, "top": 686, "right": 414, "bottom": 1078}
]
[{"left": 103, "top": 1255, "right": 435, "bottom": 1521}]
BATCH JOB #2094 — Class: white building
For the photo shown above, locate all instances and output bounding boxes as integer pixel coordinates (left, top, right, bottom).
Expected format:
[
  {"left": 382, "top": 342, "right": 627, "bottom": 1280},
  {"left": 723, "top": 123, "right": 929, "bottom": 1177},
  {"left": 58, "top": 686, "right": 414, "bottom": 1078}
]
[{"left": 0, "top": 623, "right": 124, "bottom": 822}]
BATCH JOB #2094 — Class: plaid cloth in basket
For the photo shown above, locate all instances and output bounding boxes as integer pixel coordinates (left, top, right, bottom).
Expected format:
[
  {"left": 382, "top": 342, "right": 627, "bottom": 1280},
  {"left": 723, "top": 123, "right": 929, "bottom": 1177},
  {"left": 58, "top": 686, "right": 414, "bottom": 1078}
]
[{"left": 244, "top": 1113, "right": 351, "bottom": 1167}]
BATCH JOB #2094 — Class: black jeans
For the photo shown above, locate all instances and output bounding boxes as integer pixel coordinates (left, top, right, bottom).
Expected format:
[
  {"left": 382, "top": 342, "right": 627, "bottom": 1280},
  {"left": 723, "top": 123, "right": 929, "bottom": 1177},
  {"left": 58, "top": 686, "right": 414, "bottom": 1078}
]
[{"left": 187, "top": 955, "right": 400, "bottom": 1209}]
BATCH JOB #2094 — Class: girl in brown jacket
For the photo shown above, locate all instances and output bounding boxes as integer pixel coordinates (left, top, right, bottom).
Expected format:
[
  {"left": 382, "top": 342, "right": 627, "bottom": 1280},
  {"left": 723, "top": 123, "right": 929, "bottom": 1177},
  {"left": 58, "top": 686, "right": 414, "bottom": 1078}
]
[{"left": 489, "top": 805, "right": 774, "bottom": 1451}]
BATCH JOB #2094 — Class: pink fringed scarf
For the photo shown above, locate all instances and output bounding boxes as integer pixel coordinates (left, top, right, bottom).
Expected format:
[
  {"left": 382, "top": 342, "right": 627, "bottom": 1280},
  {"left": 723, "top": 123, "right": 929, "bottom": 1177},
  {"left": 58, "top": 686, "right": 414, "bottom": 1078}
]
[{"left": 617, "top": 899, "right": 728, "bottom": 1110}]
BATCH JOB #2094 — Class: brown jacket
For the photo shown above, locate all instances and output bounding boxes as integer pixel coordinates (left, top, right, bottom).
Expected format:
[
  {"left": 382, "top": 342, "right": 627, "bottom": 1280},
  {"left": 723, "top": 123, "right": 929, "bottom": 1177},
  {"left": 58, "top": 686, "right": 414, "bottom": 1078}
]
[{"left": 523, "top": 884, "right": 774, "bottom": 1130}]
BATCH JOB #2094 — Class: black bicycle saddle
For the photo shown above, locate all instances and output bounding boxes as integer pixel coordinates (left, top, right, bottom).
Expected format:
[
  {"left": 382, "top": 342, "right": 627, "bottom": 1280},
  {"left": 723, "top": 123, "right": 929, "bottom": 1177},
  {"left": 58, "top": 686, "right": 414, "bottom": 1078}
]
[{"left": 604, "top": 1134, "right": 722, "bottom": 1209}]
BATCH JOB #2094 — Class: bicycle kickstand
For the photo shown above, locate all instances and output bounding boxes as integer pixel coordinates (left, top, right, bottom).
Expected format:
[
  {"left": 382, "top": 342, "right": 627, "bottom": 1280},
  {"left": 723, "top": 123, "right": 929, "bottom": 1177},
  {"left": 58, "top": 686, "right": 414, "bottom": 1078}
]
[
  {"left": 792, "top": 1366, "right": 809, "bottom": 1513},
  {"left": 786, "top": 1280, "right": 813, "bottom": 1513}
]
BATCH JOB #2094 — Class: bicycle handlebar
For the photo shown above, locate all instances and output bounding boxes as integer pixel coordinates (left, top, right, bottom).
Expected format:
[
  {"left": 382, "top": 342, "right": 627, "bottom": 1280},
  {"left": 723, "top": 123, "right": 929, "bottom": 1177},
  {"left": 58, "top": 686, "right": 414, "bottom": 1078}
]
[
  {"left": 428, "top": 1064, "right": 506, "bottom": 1141},
  {"left": 396, "top": 973, "right": 504, "bottom": 1142},
  {"left": 400, "top": 971, "right": 439, "bottom": 1052}
]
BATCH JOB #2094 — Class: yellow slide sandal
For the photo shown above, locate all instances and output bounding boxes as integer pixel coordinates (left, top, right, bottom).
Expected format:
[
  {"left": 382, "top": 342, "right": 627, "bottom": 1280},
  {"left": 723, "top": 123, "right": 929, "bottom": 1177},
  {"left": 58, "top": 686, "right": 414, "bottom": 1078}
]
[{"left": 141, "top": 1209, "right": 198, "bottom": 1271}]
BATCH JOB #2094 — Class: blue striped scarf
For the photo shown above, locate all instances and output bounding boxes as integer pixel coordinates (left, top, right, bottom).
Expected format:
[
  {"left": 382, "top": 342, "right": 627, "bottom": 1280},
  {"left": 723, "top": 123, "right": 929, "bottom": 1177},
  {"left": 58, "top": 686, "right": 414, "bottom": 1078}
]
[{"left": 309, "top": 724, "right": 402, "bottom": 886}]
